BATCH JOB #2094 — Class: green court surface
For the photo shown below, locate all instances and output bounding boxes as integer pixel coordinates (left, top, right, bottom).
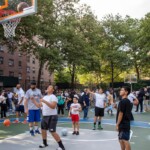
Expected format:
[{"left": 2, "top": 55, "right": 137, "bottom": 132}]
[{"left": 0, "top": 110, "right": 150, "bottom": 150}]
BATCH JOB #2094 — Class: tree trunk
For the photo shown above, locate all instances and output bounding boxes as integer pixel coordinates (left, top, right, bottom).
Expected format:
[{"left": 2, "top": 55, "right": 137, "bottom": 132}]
[
  {"left": 135, "top": 63, "right": 140, "bottom": 80},
  {"left": 110, "top": 60, "right": 114, "bottom": 92},
  {"left": 71, "top": 63, "right": 76, "bottom": 90},
  {"left": 37, "top": 60, "right": 44, "bottom": 89}
]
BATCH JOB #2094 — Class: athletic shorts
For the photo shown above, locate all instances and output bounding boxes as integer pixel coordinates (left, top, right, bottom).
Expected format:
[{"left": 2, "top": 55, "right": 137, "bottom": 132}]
[
  {"left": 15, "top": 105, "right": 24, "bottom": 113},
  {"left": 95, "top": 107, "right": 104, "bottom": 117},
  {"left": 118, "top": 131, "right": 130, "bottom": 141},
  {"left": 41, "top": 115, "right": 58, "bottom": 132},
  {"left": 71, "top": 114, "right": 79, "bottom": 122},
  {"left": 28, "top": 109, "right": 41, "bottom": 123}
]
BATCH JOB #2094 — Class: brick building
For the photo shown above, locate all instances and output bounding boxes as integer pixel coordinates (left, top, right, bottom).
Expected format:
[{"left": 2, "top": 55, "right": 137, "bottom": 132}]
[{"left": 0, "top": 44, "right": 54, "bottom": 91}]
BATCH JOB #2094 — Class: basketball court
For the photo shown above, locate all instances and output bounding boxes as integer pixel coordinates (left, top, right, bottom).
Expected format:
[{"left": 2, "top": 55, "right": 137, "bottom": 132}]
[{"left": 0, "top": 127, "right": 120, "bottom": 150}]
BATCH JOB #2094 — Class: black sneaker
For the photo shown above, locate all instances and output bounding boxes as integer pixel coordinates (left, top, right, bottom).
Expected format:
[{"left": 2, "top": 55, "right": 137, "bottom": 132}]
[
  {"left": 76, "top": 131, "right": 79, "bottom": 135},
  {"left": 93, "top": 126, "right": 96, "bottom": 130},
  {"left": 72, "top": 131, "right": 76, "bottom": 135}
]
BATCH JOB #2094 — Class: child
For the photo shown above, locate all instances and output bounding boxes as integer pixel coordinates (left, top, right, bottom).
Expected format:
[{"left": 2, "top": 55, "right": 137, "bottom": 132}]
[
  {"left": 106, "top": 92, "right": 114, "bottom": 116},
  {"left": 69, "top": 97, "right": 82, "bottom": 135}
]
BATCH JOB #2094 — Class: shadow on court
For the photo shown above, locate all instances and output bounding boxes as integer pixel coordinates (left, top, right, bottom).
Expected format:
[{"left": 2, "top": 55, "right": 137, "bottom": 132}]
[{"left": 0, "top": 127, "right": 120, "bottom": 150}]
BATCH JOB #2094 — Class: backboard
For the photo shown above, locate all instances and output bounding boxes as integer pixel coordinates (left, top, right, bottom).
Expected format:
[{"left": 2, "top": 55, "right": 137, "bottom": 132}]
[
  {"left": 0, "top": 0, "right": 37, "bottom": 23},
  {"left": 124, "top": 74, "right": 137, "bottom": 84}
]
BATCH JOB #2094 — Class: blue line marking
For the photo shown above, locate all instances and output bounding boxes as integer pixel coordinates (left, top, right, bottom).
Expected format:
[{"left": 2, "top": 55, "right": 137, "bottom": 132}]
[{"left": 0, "top": 118, "right": 150, "bottom": 128}]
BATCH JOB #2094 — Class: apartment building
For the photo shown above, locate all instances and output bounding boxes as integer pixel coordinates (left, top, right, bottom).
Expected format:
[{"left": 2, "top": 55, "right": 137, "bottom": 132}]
[{"left": 0, "top": 44, "right": 54, "bottom": 90}]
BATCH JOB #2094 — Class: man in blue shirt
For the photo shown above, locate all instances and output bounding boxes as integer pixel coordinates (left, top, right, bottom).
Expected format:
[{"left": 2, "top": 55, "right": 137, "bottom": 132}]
[{"left": 82, "top": 89, "right": 90, "bottom": 119}]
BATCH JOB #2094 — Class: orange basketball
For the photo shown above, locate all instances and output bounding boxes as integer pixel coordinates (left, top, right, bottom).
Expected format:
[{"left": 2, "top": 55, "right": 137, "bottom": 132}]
[
  {"left": 17, "top": 2, "right": 29, "bottom": 12},
  {"left": 3, "top": 119, "right": 11, "bottom": 127}
]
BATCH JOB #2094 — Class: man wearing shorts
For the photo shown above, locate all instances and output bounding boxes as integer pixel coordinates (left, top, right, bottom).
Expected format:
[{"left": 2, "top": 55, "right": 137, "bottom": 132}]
[
  {"left": 116, "top": 86, "right": 132, "bottom": 150},
  {"left": 24, "top": 81, "right": 42, "bottom": 136},
  {"left": 89, "top": 88, "right": 107, "bottom": 130},
  {"left": 31, "top": 85, "right": 65, "bottom": 150},
  {"left": 13, "top": 84, "right": 26, "bottom": 124}
]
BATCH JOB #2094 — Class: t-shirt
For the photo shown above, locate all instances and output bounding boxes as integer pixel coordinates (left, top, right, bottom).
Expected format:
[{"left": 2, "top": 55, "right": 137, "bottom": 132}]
[
  {"left": 70, "top": 103, "right": 81, "bottom": 115},
  {"left": 25, "top": 88, "right": 42, "bottom": 110},
  {"left": 42, "top": 94, "right": 58, "bottom": 116},
  {"left": 7, "top": 92, "right": 13, "bottom": 99},
  {"left": 0, "top": 95, "right": 6, "bottom": 104},
  {"left": 16, "top": 88, "right": 25, "bottom": 105},
  {"left": 116, "top": 98, "right": 131, "bottom": 132},
  {"left": 95, "top": 93, "right": 106, "bottom": 108},
  {"left": 82, "top": 93, "right": 90, "bottom": 107},
  {"left": 128, "top": 93, "right": 136, "bottom": 103},
  {"left": 57, "top": 96, "right": 65, "bottom": 105}
]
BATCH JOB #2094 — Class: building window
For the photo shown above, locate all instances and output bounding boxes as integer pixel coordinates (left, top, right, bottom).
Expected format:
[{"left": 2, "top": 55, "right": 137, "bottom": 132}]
[
  {"left": 18, "top": 61, "right": 22, "bottom": 67},
  {"left": 18, "top": 53, "right": 22, "bottom": 57},
  {"left": 27, "top": 66, "right": 30, "bottom": 73},
  {"left": 8, "top": 59, "right": 14, "bottom": 66},
  {"left": 0, "top": 45, "right": 4, "bottom": 52},
  {"left": 27, "top": 56, "right": 30, "bottom": 63},
  {"left": 9, "top": 71, "right": 14, "bottom": 77},
  {"left": 0, "top": 70, "right": 3, "bottom": 76},
  {"left": 9, "top": 50, "right": 14, "bottom": 55},
  {"left": 18, "top": 73, "right": 22, "bottom": 80},
  {"left": 27, "top": 76, "right": 30, "bottom": 80},
  {"left": 32, "top": 58, "right": 35, "bottom": 64},
  {"left": 32, "top": 67, "right": 35, "bottom": 74},
  {"left": 0, "top": 57, "right": 4, "bottom": 64}
]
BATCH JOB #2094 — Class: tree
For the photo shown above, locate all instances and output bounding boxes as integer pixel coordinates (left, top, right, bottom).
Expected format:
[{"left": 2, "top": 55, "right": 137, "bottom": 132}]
[{"left": 15, "top": 0, "right": 79, "bottom": 88}]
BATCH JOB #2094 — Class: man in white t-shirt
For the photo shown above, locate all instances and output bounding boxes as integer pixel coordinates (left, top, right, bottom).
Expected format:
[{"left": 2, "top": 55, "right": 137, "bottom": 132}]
[
  {"left": 128, "top": 93, "right": 139, "bottom": 121},
  {"left": 13, "top": 84, "right": 26, "bottom": 124},
  {"left": 88, "top": 88, "right": 107, "bottom": 130},
  {"left": 31, "top": 85, "right": 65, "bottom": 150}
]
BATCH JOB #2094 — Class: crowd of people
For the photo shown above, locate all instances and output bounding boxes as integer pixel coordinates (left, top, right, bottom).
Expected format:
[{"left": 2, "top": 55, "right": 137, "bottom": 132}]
[{"left": 0, "top": 82, "right": 150, "bottom": 150}]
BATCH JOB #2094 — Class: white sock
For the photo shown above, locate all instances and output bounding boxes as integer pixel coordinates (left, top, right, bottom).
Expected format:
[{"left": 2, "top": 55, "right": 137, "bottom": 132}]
[{"left": 34, "top": 126, "right": 39, "bottom": 131}]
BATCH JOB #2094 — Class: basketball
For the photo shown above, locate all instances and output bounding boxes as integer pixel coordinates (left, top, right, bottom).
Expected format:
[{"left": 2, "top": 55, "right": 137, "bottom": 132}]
[
  {"left": 61, "top": 128, "right": 68, "bottom": 136},
  {"left": 3, "top": 119, "right": 11, "bottom": 127},
  {"left": 17, "top": 2, "right": 29, "bottom": 12}
]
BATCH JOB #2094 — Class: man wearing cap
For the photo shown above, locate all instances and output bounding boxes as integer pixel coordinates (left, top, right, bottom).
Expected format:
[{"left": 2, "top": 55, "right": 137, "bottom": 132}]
[{"left": 24, "top": 81, "right": 42, "bottom": 136}]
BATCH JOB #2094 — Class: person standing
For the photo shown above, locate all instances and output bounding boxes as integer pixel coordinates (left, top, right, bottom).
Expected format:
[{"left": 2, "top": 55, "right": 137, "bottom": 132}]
[
  {"left": 0, "top": 91, "right": 7, "bottom": 118},
  {"left": 116, "top": 86, "right": 132, "bottom": 150},
  {"left": 128, "top": 92, "right": 139, "bottom": 121},
  {"left": 69, "top": 97, "right": 82, "bottom": 135},
  {"left": 82, "top": 89, "right": 90, "bottom": 119},
  {"left": 13, "top": 84, "right": 26, "bottom": 124},
  {"left": 24, "top": 81, "right": 42, "bottom": 136},
  {"left": 88, "top": 88, "right": 107, "bottom": 130},
  {"left": 136, "top": 88, "right": 145, "bottom": 112},
  {"left": 7, "top": 90, "right": 14, "bottom": 112},
  {"left": 31, "top": 85, "right": 65, "bottom": 150},
  {"left": 57, "top": 92, "right": 65, "bottom": 116}
]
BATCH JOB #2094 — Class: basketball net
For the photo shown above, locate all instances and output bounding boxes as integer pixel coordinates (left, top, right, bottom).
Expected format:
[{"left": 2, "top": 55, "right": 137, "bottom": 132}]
[{"left": 0, "top": 10, "right": 21, "bottom": 39}]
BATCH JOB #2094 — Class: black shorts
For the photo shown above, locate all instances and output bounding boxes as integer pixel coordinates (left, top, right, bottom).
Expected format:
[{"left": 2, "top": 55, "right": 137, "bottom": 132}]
[
  {"left": 15, "top": 105, "right": 24, "bottom": 113},
  {"left": 41, "top": 115, "right": 58, "bottom": 132},
  {"left": 118, "top": 131, "right": 130, "bottom": 141},
  {"left": 95, "top": 107, "right": 104, "bottom": 117}
]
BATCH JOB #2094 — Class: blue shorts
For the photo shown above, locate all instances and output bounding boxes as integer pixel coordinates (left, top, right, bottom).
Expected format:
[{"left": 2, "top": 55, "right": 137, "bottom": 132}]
[
  {"left": 28, "top": 109, "right": 41, "bottom": 123},
  {"left": 118, "top": 131, "right": 130, "bottom": 141},
  {"left": 16, "top": 105, "right": 24, "bottom": 113}
]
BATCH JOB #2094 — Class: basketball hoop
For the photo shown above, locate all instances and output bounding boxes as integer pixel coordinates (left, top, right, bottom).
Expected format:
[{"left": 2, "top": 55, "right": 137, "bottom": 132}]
[{"left": 0, "top": 10, "right": 21, "bottom": 39}]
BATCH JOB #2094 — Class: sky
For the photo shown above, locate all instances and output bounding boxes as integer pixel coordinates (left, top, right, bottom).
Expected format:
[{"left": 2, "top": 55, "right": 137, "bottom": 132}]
[{"left": 80, "top": 0, "right": 150, "bottom": 20}]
